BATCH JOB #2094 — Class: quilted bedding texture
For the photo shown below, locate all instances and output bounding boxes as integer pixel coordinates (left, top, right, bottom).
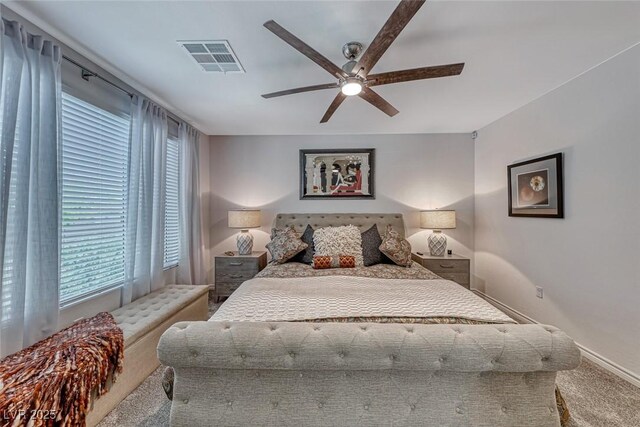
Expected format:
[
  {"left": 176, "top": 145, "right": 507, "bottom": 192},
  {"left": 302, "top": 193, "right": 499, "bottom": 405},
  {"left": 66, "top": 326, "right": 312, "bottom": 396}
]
[{"left": 211, "top": 275, "right": 515, "bottom": 324}]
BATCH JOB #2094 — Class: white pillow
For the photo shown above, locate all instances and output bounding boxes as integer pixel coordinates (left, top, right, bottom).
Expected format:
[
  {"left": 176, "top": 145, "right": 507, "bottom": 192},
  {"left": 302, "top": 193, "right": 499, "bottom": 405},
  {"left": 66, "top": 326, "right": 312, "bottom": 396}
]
[{"left": 313, "top": 225, "right": 364, "bottom": 266}]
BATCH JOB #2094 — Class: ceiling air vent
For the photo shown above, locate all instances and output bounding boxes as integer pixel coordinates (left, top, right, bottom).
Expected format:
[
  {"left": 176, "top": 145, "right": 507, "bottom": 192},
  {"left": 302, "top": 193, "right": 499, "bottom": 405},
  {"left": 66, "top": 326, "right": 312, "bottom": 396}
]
[{"left": 178, "top": 40, "right": 245, "bottom": 73}]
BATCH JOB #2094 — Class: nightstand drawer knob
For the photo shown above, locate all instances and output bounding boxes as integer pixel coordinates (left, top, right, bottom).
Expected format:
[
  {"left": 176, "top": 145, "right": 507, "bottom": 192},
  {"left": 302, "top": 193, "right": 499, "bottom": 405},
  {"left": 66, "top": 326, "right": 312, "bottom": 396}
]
[
  {"left": 439, "top": 264, "right": 455, "bottom": 268},
  {"left": 228, "top": 274, "right": 243, "bottom": 279},
  {"left": 228, "top": 262, "right": 243, "bottom": 266}
]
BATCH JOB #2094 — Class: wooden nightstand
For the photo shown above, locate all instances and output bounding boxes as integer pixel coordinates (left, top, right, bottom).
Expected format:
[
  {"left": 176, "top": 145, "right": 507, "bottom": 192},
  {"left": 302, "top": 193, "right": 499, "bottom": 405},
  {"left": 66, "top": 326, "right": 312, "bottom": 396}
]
[
  {"left": 215, "top": 251, "right": 267, "bottom": 301},
  {"left": 412, "top": 253, "right": 470, "bottom": 289}
]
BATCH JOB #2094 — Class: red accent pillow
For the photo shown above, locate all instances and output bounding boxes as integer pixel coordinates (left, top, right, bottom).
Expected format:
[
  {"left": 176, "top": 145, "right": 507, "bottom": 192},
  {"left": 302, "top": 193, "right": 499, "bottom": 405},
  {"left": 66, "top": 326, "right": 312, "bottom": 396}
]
[{"left": 312, "top": 255, "right": 356, "bottom": 269}]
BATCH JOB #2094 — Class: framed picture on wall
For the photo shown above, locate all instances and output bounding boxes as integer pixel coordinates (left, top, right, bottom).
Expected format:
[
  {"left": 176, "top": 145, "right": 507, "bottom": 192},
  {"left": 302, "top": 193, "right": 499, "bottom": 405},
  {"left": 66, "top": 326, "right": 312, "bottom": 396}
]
[
  {"left": 300, "top": 149, "right": 375, "bottom": 199},
  {"left": 507, "top": 153, "right": 563, "bottom": 218}
]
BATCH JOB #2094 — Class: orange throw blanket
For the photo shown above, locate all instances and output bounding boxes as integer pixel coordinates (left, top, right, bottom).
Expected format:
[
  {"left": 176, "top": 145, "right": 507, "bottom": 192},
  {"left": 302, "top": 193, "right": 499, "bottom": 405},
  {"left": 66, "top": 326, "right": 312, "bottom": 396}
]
[{"left": 0, "top": 312, "right": 124, "bottom": 427}]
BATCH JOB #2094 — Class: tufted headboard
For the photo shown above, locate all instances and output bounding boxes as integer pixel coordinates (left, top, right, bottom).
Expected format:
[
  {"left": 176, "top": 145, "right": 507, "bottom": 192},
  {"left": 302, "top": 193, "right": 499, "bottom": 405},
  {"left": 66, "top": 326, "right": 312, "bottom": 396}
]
[{"left": 273, "top": 213, "right": 405, "bottom": 238}]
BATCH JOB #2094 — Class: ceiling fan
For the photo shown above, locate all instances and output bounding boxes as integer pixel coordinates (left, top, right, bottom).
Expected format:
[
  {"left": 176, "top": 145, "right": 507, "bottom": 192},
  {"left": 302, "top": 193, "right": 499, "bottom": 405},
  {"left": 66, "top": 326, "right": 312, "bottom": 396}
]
[{"left": 261, "top": 0, "right": 465, "bottom": 123}]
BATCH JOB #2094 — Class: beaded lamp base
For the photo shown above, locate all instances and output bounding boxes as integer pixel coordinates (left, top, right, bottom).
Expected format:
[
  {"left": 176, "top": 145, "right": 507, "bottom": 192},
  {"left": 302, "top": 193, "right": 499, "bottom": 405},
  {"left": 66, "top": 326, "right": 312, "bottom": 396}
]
[
  {"left": 236, "top": 230, "right": 254, "bottom": 255},
  {"left": 428, "top": 231, "right": 447, "bottom": 256}
]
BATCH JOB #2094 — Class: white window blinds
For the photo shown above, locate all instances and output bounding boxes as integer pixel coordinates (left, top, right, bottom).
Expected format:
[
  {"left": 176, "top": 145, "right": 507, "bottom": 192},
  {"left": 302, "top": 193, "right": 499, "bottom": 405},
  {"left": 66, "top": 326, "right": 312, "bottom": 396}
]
[
  {"left": 60, "top": 92, "right": 130, "bottom": 304},
  {"left": 1, "top": 118, "right": 20, "bottom": 321},
  {"left": 164, "top": 138, "right": 180, "bottom": 268}
]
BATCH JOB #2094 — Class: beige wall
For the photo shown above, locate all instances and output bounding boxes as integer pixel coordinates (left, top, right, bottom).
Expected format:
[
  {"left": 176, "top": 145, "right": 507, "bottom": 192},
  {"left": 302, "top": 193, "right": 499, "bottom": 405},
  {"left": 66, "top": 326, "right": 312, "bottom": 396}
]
[
  {"left": 206, "top": 133, "right": 475, "bottom": 283},
  {"left": 474, "top": 45, "right": 640, "bottom": 382}
]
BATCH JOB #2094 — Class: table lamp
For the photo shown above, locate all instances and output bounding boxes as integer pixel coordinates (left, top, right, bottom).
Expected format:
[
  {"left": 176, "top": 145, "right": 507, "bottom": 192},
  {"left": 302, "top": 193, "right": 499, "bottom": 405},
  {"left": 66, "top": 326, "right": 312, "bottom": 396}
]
[
  {"left": 228, "top": 209, "right": 261, "bottom": 255},
  {"left": 420, "top": 210, "right": 456, "bottom": 256}
]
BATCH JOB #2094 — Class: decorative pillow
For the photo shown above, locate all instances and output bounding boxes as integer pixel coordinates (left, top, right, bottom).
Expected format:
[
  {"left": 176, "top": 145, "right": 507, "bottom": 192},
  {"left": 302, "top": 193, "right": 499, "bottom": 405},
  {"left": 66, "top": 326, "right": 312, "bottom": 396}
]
[
  {"left": 313, "top": 255, "right": 356, "bottom": 269},
  {"left": 361, "top": 224, "right": 390, "bottom": 266},
  {"left": 313, "top": 225, "right": 364, "bottom": 266},
  {"left": 379, "top": 225, "right": 412, "bottom": 267},
  {"left": 290, "top": 224, "right": 315, "bottom": 264},
  {"left": 266, "top": 227, "right": 308, "bottom": 264},
  {"left": 270, "top": 226, "right": 294, "bottom": 239}
]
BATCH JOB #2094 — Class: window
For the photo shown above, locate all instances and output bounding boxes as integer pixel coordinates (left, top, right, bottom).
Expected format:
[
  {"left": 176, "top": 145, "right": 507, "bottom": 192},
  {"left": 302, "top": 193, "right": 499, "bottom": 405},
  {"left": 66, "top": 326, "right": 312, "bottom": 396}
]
[
  {"left": 60, "top": 92, "right": 130, "bottom": 304},
  {"left": 0, "top": 117, "right": 20, "bottom": 321},
  {"left": 164, "top": 138, "right": 180, "bottom": 268}
]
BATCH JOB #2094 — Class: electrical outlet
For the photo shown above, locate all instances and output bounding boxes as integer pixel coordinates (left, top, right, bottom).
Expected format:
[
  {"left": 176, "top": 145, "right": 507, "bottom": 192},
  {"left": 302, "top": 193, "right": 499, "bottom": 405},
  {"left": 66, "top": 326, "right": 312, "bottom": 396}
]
[{"left": 536, "top": 287, "right": 543, "bottom": 299}]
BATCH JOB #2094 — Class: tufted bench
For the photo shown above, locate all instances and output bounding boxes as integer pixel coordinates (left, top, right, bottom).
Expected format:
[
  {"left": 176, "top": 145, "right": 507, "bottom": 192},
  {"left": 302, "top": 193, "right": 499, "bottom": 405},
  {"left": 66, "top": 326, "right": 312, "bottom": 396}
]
[{"left": 87, "top": 285, "right": 209, "bottom": 426}]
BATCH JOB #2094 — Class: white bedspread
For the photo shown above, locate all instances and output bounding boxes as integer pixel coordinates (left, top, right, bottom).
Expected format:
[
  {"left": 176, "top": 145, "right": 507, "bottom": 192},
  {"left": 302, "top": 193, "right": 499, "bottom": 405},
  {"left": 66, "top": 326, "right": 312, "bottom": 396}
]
[{"left": 211, "top": 276, "right": 515, "bottom": 324}]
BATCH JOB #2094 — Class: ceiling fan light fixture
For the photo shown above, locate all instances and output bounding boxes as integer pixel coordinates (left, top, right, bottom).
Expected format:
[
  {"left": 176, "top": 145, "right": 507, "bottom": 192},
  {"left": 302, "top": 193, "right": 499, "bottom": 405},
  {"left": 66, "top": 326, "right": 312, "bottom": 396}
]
[{"left": 341, "top": 77, "right": 363, "bottom": 96}]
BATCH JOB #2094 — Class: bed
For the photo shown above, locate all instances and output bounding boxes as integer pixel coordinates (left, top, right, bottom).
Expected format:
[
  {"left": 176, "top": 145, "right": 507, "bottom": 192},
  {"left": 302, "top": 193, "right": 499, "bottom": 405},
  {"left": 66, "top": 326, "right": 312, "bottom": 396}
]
[{"left": 158, "top": 213, "right": 580, "bottom": 426}]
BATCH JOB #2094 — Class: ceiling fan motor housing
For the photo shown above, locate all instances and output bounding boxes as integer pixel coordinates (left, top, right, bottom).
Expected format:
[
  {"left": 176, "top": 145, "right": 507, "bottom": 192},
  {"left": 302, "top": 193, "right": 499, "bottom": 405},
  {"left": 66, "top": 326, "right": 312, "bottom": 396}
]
[{"left": 342, "top": 60, "right": 358, "bottom": 74}]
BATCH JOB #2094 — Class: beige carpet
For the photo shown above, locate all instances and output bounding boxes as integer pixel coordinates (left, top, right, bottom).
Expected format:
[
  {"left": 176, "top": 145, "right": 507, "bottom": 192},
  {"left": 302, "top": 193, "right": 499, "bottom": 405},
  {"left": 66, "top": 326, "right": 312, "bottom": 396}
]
[
  {"left": 98, "top": 367, "right": 171, "bottom": 427},
  {"left": 98, "top": 299, "right": 640, "bottom": 427},
  {"left": 557, "top": 361, "right": 640, "bottom": 427}
]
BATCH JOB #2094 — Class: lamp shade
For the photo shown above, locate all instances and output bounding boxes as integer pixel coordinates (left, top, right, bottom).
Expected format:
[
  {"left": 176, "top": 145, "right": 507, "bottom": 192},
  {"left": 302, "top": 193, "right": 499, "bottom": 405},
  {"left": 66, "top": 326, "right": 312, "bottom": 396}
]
[
  {"left": 420, "top": 210, "right": 456, "bottom": 229},
  {"left": 228, "top": 210, "right": 261, "bottom": 229}
]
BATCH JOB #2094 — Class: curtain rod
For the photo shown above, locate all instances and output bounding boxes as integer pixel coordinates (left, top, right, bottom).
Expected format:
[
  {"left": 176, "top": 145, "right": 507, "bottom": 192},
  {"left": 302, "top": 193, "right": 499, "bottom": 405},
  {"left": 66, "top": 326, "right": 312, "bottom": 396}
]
[
  {"left": 63, "top": 55, "right": 135, "bottom": 98},
  {"left": 62, "top": 55, "right": 181, "bottom": 126}
]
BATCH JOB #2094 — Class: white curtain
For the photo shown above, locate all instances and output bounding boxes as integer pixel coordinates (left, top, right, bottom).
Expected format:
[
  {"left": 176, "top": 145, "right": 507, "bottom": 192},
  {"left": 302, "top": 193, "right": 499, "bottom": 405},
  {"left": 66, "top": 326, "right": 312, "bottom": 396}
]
[
  {"left": 176, "top": 124, "right": 204, "bottom": 285},
  {"left": 0, "top": 19, "right": 62, "bottom": 357},
  {"left": 122, "top": 98, "right": 168, "bottom": 305}
]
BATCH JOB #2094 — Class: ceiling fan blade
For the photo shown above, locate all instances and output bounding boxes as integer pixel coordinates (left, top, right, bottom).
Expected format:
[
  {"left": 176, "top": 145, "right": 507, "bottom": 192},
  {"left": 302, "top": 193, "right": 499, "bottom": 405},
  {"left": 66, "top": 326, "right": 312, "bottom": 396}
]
[
  {"left": 358, "top": 87, "right": 399, "bottom": 117},
  {"left": 353, "top": 0, "right": 426, "bottom": 76},
  {"left": 262, "top": 83, "right": 339, "bottom": 99},
  {"left": 367, "top": 63, "right": 465, "bottom": 87},
  {"left": 320, "top": 93, "right": 347, "bottom": 123},
  {"left": 264, "top": 20, "right": 347, "bottom": 79}
]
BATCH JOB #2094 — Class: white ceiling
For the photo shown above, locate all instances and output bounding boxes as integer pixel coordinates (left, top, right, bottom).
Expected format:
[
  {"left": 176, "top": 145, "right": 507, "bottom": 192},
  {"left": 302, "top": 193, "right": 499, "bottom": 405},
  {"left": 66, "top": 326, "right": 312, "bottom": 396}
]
[{"left": 7, "top": 1, "right": 640, "bottom": 135}]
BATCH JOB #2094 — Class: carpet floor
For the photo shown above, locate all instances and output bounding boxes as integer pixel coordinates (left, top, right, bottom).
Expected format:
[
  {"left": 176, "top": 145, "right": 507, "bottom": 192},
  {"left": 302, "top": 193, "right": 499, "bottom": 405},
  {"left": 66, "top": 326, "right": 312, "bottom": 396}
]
[{"left": 98, "top": 299, "right": 640, "bottom": 427}]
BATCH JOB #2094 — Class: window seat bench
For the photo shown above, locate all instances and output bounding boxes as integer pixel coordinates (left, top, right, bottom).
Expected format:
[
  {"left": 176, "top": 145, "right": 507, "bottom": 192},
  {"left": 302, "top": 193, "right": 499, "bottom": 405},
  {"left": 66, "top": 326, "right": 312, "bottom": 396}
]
[{"left": 86, "top": 284, "right": 209, "bottom": 426}]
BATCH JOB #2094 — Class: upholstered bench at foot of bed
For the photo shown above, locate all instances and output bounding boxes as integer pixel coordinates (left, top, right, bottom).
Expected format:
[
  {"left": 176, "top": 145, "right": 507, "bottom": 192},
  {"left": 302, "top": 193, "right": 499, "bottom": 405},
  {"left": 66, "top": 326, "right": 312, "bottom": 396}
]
[{"left": 86, "top": 285, "right": 209, "bottom": 427}]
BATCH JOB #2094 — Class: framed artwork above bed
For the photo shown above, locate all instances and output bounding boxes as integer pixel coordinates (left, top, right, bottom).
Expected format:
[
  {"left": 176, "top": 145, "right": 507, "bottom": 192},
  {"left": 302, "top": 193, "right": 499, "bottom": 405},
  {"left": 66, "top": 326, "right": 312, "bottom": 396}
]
[
  {"left": 507, "top": 152, "right": 564, "bottom": 218},
  {"left": 300, "top": 149, "right": 375, "bottom": 199}
]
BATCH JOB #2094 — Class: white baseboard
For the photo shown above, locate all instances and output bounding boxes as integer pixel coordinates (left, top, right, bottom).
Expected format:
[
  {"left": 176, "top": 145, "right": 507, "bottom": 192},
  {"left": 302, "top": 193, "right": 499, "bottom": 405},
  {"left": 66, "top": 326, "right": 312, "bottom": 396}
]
[{"left": 473, "top": 289, "right": 640, "bottom": 389}]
